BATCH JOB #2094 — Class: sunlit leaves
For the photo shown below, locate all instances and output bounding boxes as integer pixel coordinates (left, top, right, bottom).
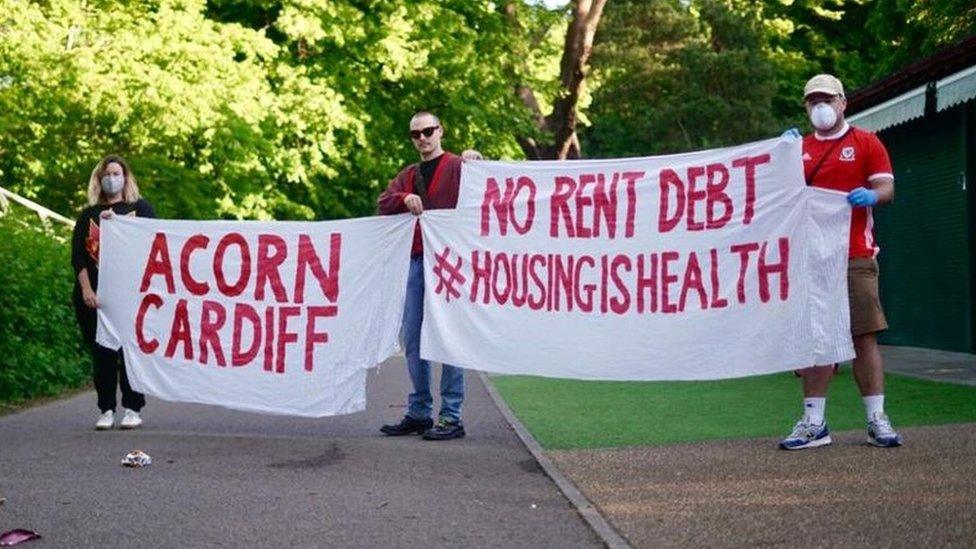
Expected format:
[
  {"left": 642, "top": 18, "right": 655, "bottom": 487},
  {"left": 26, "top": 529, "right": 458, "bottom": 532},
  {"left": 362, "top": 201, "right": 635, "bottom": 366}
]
[{"left": 0, "top": 0, "right": 556, "bottom": 221}]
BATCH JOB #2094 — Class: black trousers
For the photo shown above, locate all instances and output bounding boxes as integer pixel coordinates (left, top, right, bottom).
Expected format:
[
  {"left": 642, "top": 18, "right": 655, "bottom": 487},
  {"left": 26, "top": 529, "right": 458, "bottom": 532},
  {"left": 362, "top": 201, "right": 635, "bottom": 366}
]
[{"left": 73, "top": 297, "right": 145, "bottom": 413}]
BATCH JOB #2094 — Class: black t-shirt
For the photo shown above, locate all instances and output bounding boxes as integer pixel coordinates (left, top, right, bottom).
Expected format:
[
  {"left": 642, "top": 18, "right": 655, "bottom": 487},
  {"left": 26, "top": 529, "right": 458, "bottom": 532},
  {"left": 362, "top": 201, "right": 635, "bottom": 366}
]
[
  {"left": 415, "top": 154, "right": 443, "bottom": 200},
  {"left": 71, "top": 199, "right": 156, "bottom": 298}
]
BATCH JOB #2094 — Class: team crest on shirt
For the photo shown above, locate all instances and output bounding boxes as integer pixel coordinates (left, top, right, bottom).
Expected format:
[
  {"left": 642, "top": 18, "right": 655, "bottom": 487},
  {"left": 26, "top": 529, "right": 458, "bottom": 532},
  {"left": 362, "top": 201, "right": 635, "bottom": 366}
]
[
  {"left": 802, "top": 152, "right": 812, "bottom": 161},
  {"left": 85, "top": 210, "right": 137, "bottom": 266},
  {"left": 85, "top": 219, "right": 100, "bottom": 265},
  {"left": 839, "top": 146, "right": 855, "bottom": 162}
]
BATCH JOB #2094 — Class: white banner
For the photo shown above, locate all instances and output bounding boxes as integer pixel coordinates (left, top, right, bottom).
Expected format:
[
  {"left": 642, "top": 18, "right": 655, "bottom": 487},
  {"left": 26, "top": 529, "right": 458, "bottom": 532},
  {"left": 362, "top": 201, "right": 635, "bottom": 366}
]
[
  {"left": 420, "top": 137, "right": 855, "bottom": 380},
  {"left": 96, "top": 215, "right": 416, "bottom": 417}
]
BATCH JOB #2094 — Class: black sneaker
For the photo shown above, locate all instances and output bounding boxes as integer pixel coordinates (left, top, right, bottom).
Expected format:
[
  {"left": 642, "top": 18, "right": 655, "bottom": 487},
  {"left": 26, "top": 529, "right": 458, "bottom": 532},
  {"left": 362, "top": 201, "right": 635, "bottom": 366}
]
[
  {"left": 380, "top": 416, "right": 433, "bottom": 436},
  {"left": 422, "top": 418, "right": 466, "bottom": 441}
]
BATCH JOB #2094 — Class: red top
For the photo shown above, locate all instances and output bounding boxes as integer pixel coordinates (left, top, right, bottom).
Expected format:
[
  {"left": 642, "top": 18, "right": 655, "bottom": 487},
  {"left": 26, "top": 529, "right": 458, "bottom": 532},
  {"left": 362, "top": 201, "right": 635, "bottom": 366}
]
[
  {"left": 377, "top": 152, "right": 463, "bottom": 257},
  {"left": 803, "top": 124, "right": 893, "bottom": 258}
]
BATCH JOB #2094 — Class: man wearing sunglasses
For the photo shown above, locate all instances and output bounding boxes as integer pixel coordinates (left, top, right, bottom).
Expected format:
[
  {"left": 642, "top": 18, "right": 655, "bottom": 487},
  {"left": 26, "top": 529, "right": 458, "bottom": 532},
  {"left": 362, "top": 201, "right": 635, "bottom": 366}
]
[
  {"left": 377, "top": 111, "right": 483, "bottom": 441},
  {"left": 779, "top": 74, "right": 902, "bottom": 451}
]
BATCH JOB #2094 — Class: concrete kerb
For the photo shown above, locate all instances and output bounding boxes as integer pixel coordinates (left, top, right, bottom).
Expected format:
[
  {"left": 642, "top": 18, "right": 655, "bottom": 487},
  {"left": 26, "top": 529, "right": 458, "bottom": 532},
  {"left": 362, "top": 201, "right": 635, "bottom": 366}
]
[{"left": 478, "top": 371, "right": 632, "bottom": 549}]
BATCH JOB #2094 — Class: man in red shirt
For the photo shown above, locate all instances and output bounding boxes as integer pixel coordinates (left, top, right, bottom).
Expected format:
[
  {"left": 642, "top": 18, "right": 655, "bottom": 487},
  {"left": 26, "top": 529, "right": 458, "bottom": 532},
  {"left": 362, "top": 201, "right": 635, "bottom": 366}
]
[
  {"left": 780, "top": 74, "right": 903, "bottom": 450},
  {"left": 377, "top": 111, "right": 482, "bottom": 441}
]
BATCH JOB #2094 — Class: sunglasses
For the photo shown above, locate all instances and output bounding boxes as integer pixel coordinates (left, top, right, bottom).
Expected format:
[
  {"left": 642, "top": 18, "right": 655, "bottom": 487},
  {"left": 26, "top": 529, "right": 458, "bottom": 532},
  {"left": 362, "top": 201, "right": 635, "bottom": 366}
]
[{"left": 409, "top": 125, "right": 440, "bottom": 139}]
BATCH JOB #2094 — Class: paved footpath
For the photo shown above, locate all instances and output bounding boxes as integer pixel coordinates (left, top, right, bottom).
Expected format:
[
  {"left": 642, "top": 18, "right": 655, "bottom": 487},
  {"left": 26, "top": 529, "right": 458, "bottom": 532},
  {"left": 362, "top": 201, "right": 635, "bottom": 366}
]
[
  {"left": 0, "top": 358, "right": 601, "bottom": 548},
  {"left": 548, "top": 346, "right": 976, "bottom": 548},
  {"left": 881, "top": 345, "right": 976, "bottom": 385},
  {"left": 552, "top": 424, "right": 976, "bottom": 548}
]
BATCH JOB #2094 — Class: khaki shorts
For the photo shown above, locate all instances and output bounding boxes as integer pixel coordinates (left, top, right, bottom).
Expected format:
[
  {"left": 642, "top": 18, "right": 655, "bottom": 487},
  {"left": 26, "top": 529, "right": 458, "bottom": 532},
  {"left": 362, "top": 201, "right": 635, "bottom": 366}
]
[{"left": 848, "top": 258, "right": 888, "bottom": 336}]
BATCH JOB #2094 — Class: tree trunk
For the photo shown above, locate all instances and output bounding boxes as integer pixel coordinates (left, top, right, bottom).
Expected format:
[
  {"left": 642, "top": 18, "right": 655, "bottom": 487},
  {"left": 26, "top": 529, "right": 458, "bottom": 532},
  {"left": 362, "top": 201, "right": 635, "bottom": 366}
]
[{"left": 512, "top": 0, "right": 607, "bottom": 160}]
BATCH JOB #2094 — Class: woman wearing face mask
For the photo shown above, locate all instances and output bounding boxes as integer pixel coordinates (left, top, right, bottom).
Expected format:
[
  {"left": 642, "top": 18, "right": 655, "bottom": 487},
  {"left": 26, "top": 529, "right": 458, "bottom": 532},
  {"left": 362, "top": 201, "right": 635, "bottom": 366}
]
[{"left": 71, "top": 154, "right": 156, "bottom": 430}]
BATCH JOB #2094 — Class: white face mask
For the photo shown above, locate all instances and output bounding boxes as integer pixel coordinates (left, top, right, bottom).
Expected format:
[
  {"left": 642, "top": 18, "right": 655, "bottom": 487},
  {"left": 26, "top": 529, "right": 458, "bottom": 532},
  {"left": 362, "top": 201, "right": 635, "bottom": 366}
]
[
  {"left": 809, "top": 102, "right": 838, "bottom": 131},
  {"left": 101, "top": 174, "right": 124, "bottom": 195}
]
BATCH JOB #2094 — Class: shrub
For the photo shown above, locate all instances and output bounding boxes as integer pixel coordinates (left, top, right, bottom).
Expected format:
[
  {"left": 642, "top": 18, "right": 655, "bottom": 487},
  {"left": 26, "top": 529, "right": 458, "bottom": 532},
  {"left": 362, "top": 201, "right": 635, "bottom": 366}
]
[{"left": 0, "top": 209, "right": 90, "bottom": 405}]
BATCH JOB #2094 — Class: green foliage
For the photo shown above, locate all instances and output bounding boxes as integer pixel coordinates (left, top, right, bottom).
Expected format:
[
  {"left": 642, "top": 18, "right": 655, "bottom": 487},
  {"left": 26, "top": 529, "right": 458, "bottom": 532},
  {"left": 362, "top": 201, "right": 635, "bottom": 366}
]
[
  {"left": 582, "top": 0, "right": 975, "bottom": 158},
  {"left": 768, "top": 0, "right": 976, "bottom": 86},
  {"left": 2, "top": 0, "right": 967, "bottom": 212},
  {"left": 583, "top": 0, "right": 799, "bottom": 157},
  {"left": 0, "top": 0, "right": 552, "bottom": 222},
  {"left": 0, "top": 210, "right": 90, "bottom": 405}
]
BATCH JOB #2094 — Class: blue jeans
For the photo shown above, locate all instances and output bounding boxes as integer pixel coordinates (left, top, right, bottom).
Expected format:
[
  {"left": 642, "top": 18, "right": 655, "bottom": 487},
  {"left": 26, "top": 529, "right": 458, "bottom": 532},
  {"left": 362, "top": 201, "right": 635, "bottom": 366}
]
[{"left": 403, "top": 257, "right": 465, "bottom": 422}]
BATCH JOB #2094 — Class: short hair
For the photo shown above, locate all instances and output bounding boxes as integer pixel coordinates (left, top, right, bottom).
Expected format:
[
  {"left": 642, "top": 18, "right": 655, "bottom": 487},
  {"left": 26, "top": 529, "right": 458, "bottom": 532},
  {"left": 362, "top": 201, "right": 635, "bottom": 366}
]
[
  {"left": 87, "top": 154, "right": 141, "bottom": 206},
  {"left": 410, "top": 111, "right": 441, "bottom": 126}
]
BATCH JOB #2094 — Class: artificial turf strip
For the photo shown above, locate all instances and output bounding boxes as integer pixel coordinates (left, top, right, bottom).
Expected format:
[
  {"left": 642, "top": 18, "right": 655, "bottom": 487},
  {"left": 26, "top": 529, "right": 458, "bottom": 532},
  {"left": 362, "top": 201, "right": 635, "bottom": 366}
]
[{"left": 490, "top": 371, "right": 976, "bottom": 450}]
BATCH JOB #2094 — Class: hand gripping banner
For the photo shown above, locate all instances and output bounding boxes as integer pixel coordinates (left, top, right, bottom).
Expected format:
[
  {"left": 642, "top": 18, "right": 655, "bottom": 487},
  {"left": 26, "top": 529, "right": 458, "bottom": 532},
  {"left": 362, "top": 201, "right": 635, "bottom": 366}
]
[
  {"left": 96, "top": 215, "right": 415, "bottom": 416},
  {"left": 419, "top": 137, "right": 855, "bottom": 380}
]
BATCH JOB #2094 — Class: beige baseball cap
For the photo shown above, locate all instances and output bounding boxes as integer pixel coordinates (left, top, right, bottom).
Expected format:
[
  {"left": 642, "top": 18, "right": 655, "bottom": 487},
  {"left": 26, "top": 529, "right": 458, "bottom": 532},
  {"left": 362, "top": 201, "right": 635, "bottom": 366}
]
[{"left": 804, "top": 74, "right": 845, "bottom": 98}]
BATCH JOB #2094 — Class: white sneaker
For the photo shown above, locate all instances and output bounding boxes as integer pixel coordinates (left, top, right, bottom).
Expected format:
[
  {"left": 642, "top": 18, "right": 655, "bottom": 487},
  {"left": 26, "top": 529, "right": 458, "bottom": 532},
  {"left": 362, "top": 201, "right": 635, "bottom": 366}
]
[
  {"left": 95, "top": 410, "right": 114, "bottom": 430},
  {"left": 778, "top": 419, "right": 831, "bottom": 450},
  {"left": 867, "top": 412, "right": 902, "bottom": 447},
  {"left": 119, "top": 408, "right": 142, "bottom": 430}
]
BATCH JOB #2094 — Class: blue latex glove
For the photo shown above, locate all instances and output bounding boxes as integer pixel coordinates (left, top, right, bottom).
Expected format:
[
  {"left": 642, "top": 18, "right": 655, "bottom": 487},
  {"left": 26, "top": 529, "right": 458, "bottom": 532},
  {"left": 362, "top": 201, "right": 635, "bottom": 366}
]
[
  {"left": 847, "top": 187, "right": 878, "bottom": 207},
  {"left": 781, "top": 127, "right": 801, "bottom": 139}
]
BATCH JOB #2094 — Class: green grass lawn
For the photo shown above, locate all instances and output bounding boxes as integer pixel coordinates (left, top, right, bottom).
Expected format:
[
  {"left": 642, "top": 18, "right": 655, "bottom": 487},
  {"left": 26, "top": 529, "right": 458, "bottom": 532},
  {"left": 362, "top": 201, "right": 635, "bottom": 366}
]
[{"left": 490, "top": 370, "right": 976, "bottom": 450}]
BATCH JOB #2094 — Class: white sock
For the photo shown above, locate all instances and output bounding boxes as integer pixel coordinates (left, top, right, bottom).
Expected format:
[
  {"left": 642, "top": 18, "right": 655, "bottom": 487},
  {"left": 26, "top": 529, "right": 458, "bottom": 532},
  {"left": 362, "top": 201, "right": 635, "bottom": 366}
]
[
  {"left": 803, "top": 398, "right": 826, "bottom": 425},
  {"left": 863, "top": 394, "right": 884, "bottom": 419}
]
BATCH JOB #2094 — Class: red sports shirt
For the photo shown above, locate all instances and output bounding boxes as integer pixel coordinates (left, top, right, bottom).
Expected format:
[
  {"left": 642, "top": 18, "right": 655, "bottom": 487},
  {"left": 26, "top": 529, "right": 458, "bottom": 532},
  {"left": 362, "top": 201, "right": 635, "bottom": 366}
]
[{"left": 803, "top": 123, "right": 893, "bottom": 258}]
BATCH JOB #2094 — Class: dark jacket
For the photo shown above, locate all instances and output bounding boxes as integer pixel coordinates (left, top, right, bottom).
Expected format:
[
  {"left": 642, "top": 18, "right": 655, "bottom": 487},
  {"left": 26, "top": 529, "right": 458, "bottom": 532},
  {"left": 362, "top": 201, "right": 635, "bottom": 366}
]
[
  {"left": 71, "top": 199, "right": 156, "bottom": 300},
  {"left": 377, "top": 152, "right": 462, "bottom": 257}
]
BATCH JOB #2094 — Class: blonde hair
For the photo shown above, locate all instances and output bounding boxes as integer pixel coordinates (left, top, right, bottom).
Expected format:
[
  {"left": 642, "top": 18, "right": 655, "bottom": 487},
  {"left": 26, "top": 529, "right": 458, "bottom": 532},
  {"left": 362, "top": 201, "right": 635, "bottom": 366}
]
[{"left": 87, "top": 154, "right": 141, "bottom": 206}]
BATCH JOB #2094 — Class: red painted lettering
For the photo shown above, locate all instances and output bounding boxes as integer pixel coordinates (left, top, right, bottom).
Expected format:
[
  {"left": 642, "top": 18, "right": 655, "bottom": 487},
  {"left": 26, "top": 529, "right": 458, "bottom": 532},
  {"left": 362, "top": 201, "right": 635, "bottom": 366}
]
[
  {"left": 636, "top": 253, "right": 658, "bottom": 313},
  {"left": 660, "top": 251, "right": 680, "bottom": 313},
  {"left": 214, "top": 233, "right": 251, "bottom": 297},
  {"left": 198, "top": 300, "right": 227, "bottom": 366},
  {"left": 593, "top": 173, "right": 618, "bottom": 238},
  {"left": 263, "top": 307, "right": 275, "bottom": 371},
  {"left": 731, "top": 154, "right": 771, "bottom": 225},
  {"left": 609, "top": 254, "right": 632, "bottom": 314},
  {"left": 550, "top": 176, "right": 577, "bottom": 238},
  {"left": 574, "top": 174, "right": 595, "bottom": 238},
  {"left": 164, "top": 299, "right": 192, "bottom": 360},
  {"left": 140, "top": 233, "right": 175, "bottom": 293},
  {"left": 305, "top": 306, "right": 336, "bottom": 371},
  {"left": 136, "top": 293, "right": 162, "bottom": 353},
  {"left": 678, "top": 252, "right": 707, "bottom": 311},
  {"left": 658, "top": 169, "right": 686, "bottom": 233},
  {"left": 527, "top": 254, "right": 547, "bottom": 310},
  {"left": 759, "top": 237, "right": 790, "bottom": 302},
  {"left": 705, "top": 163, "right": 733, "bottom": 229},
  {"left": 255, "top": 235, "right": 289, "bottom": 302},
  {"left": 275, "top": 306, "right": 301, "bottom": 373},
  {"left": 621, "top": 171, "right": 643, "bottom": 238},
  {"left": 180, "top": 234, "right": 210, "bottom": 296},
  {"left": 294, "top": 233, "right": 340, "bottom": 304},
  {"left": 575, "top": 255, "right": 596, "bottom": 312},
  {"left": 685, "top": 166, "right": 707, "bottom": 231},
  {"left": 470, "top": 251, "right": 492, "bottom": 304},
  {"left": 491, "top": 252, "right": 513, "bottom": 305},
  {"left": 731, "top": 242, "right": 761, "bottom": 303},
  {"left": 232, "top": 303, "right": 261, "bottom": 367},
  {"left": 481, "top": 176, "right": 536, "bottom": 236},
  {"left": 709, "top": 248, "right": 728, "bottom": 309}
]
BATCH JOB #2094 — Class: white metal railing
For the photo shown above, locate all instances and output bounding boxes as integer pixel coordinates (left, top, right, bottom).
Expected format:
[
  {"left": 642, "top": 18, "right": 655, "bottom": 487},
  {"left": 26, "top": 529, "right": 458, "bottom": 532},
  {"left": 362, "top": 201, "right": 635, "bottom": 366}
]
[{"left": 0, "top": 185, "right": 73, "bottom": 227}]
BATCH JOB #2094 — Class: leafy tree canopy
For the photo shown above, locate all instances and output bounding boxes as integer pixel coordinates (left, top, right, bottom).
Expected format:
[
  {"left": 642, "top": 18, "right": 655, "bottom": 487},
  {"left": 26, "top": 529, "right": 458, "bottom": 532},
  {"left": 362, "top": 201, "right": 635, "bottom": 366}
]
[
  {"left": 0, "top": 0, "right": 552, "bottom": 220},
  {"left": 1, "top": 0, "right": 970, "bottom": 218}
]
